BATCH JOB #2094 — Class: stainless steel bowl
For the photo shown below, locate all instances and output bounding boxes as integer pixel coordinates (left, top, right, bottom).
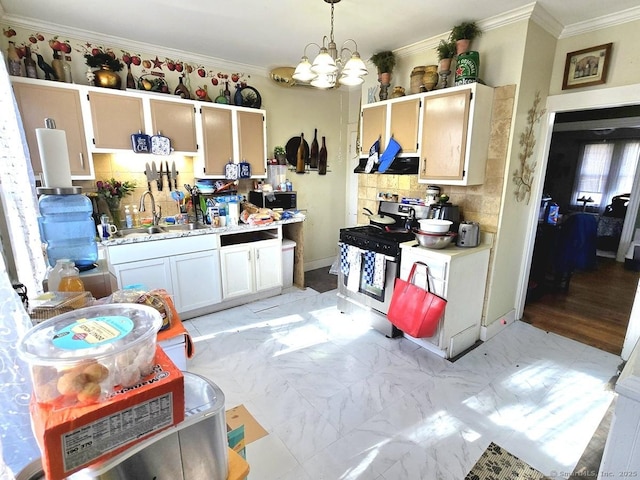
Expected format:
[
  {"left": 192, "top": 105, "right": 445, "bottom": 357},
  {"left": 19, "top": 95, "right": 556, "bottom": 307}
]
[{"left": 414, "top": 230, "right": 456, "bottom": 249}]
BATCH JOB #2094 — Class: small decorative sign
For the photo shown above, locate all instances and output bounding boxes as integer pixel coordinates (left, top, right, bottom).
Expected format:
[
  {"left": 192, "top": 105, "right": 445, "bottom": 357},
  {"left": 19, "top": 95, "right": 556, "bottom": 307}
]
[{"left": 562, "top": 43, "right": 612, "bottom": 90}]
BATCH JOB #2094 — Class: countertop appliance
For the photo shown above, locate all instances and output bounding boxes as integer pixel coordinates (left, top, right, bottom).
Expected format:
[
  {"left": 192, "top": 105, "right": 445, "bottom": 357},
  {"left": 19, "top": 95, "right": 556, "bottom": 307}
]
[
  {"left": 248, "top": 190, "right": 297, "bottom": 210},
  {"left": 457, "top": 221, "right": 480, "bottom": 247},
  {"left": 337, "top": 201, "right": 430, "bottom": 337},
  {"left": 427, "top": 202, "right": 460, "bottom": 232}
]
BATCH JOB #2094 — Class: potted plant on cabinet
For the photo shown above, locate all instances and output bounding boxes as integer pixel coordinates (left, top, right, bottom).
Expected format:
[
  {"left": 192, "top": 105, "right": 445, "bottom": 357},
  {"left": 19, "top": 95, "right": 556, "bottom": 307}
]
[
  {"left": 369, "top": 50, "right": 396, "bottom": 86},
  {"left": 369, "top": 50, "right": 396, "bottom": 101},
  {"left": 435, "top": 39, "right": 456, "bottom": 72},
  {"left": 449, "top": 21, "right": 482, "bottom": 55}
]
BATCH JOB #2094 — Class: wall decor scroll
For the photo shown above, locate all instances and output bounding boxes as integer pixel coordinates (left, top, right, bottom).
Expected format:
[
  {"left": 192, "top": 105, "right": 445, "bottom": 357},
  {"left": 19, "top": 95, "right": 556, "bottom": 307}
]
[{"left": 512, "top": 91, "right": 546, "bottom": 204}]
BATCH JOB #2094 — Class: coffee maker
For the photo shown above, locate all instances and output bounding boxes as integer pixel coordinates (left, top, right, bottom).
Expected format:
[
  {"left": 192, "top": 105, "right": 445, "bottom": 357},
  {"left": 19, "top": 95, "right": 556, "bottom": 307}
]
[{"left": 427, "top": 203, "right": 460, "bottom": 232}]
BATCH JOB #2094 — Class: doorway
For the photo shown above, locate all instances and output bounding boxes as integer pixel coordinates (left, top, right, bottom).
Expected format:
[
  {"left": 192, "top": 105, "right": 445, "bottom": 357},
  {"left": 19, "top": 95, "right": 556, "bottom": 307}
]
[{"left": 519, "top": 85, "right": 640, "bottom": 357}]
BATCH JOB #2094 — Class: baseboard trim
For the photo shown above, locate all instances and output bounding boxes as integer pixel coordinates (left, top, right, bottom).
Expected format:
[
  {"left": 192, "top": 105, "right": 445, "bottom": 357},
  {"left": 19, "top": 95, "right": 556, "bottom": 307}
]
[
  {"left": 304, "top": 257, "right": 335, "bottom": 272},
  {"left": 481, "top": 309, "right": 516, "bottom": 341}
]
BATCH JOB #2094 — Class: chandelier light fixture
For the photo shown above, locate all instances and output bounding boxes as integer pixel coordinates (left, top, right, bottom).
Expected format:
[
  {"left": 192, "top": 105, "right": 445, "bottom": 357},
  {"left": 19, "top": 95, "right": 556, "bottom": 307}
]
[{"left": 292, "top": 0, "right": 368, "bottom": 89}]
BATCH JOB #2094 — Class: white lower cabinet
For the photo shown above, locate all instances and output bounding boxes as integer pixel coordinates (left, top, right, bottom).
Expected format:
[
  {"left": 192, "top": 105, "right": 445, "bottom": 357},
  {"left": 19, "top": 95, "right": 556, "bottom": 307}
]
[
  {"left": 220, "top": 238, "right": 282, "bottom": 300},
  {"left": 399, "top": 243, "right": 491, "bottom": 359},
  {"left": 169, "top": 250, "right": 221, "bottom": 312},
  {"left": 106, "top": 235, "right": 221, "bottom": 315}
]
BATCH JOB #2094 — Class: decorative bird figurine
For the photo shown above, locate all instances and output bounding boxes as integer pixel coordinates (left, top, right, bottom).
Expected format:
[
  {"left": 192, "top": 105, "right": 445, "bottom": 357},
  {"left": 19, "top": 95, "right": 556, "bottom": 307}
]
[{"left": 35, "top": 53, "right": 58, "bottom": 81}]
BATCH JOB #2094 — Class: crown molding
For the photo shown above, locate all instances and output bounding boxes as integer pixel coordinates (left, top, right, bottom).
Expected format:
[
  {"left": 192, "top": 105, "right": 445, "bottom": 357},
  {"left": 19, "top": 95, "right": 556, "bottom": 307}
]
[
  {"left": 395, "top": 3, "right": 561, "bottom": 59},
  {"left": 0, "top": 13, "right": 270, "bottom": 77},
  {"left": 560, "top": 5, "right": 640, "bottom": 38}
]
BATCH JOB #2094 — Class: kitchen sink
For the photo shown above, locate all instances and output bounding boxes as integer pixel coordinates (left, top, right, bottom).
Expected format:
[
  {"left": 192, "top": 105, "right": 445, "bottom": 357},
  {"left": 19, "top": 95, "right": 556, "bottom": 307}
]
[{"left": 114, "top": 223, "right": 209, "bottom": 238}]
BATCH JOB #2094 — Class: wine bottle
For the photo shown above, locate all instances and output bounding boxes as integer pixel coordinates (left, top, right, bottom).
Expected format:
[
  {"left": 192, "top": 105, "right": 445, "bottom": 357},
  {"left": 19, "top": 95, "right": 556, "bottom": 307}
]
[
  {"left": 318, "top": 136, "right": 327, "bottom": 175},
  {"left": 51, "top": 50, "right": 65, "bottom": 82},
  {"left": 24, "top": 46, "right": 37, "bottom": 79},
  {"left": 224, "top": 82, "right": 231, "bottom": 104},
  {"left": 174, "top": 75, "right": 190, "bottom": 99},
  {"left": 7, "top": 42, "right": 22, "bottom": 77},
  {"left": 126, "top": 64, "right": 136, "bottom": 89},
  {"left": 296, "top": 133, "right": 306, "bottom": 174},
  {"left": 310, "top": 128, "right": 319, "bottom": 169}
]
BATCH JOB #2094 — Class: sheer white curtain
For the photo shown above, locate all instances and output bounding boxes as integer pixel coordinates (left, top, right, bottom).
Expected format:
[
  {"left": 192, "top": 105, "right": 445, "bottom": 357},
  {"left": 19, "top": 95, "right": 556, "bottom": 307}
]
[
  {"left": 572, "top": 140, "right": 640, "bottom": 213},
  {"left": 0, "top": 51, "right": 46, "bottom": 298}
]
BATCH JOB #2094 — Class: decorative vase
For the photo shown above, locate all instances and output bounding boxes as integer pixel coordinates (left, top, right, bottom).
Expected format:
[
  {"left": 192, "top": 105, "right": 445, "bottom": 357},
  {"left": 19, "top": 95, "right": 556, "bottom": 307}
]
[
  {"left": 105, "top": 197, "right": 122, "bottom": 228},
  {"left": 390, "top": 86, "right": 406, "bottom": 98},
  {"left": 378, "top": 72, "right": 391, "bottom": 86},
  {"left": 275, "top": 153, "right": 287, "bottom": 165},
  {"left": 94, "top": 64, "right": 122, "bottom": 89},
  {"left": 126, "top": 64, "right": 136, "bottom": 89},
  {"left": 438, "top": 58, "right": 452, "bottom": 73},
  {"left": 422, "top": 65, "right": 439, "bottom": 91}
]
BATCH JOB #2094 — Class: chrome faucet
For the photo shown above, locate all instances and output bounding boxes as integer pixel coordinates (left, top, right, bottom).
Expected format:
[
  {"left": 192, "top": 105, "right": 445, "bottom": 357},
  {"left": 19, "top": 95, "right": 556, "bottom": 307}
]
[{"left": 139, "top": 191, "right": 162, "bottom": 226}]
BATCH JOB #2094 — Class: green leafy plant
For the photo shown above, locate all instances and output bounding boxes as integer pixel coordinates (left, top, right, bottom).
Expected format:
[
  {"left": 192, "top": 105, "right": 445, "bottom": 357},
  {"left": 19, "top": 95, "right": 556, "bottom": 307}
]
[
  {"left": 369, "top": 50, "right": 396, "bottom": 74},
  {"left": 435, "top": 39, "right": 457, "bottom": 61},
  {"left": 449, "top": 21, "right": 482, "bottom": 42},
  {"left": 84, "top": 52, "right": 123, "bottom": 72},
  {"left": 274, "top": 146, "right": 285, "bottom": 156}
]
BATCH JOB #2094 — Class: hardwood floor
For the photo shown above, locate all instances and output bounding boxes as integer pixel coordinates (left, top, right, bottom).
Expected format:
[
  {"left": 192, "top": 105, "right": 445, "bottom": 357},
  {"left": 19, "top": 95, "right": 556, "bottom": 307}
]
[{"left": 523, "top": 256, "right": 639, "bottom": 355}]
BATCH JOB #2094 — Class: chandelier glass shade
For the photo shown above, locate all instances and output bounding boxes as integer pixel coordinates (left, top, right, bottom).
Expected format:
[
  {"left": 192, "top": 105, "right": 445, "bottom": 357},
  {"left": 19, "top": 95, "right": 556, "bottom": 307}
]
[{"left": 292, "top": 0, "right": 367, "bottom": 89}]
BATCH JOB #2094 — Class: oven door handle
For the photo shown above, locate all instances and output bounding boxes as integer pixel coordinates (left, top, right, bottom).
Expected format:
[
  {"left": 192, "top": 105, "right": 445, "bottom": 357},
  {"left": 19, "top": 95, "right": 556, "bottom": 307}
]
[{"left": 339, "top": 242, "right": 397, "bottom": 263}]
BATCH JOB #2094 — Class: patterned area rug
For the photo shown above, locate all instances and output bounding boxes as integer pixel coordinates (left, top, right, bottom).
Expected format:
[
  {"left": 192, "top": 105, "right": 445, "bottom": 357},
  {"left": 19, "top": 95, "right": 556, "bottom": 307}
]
[{"left": 465, "top": 442, "right": 551, "bottom": 480}]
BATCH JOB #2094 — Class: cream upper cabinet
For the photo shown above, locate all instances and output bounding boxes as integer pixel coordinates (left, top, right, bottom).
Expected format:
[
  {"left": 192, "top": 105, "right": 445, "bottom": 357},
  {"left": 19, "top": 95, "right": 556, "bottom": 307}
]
[
  {"left": 199, "top": 105, "right": 234, "bottom": 177},
  {"left": 418, "top": 83, "right": 494, "bottom": 186},
  {"left": 149, "top": 99, "right": 198, "bottom": 153},
  {"left": 12, "top": 79, "right": 92, "bottom": 178},
  {"left": 88, "top": 90, "right": 145, "bottom": 150},
  {"left": 195, "top": 105, "right": 267, "bottom": 178},
  {"left": 237, "top": 109, "right": 267, "bottom": 177},
  {"left": 360, "top": 103, "right": 387, "bottom": 156},
  {"left": 360, "top": 96, "right": 420, "bottom": 157}
]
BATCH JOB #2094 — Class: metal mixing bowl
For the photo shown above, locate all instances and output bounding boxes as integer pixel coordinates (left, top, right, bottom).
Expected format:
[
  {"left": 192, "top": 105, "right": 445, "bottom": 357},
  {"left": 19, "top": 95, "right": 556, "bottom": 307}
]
[{"left": 414, "top": 230, "right": 456, "bottom": 249}]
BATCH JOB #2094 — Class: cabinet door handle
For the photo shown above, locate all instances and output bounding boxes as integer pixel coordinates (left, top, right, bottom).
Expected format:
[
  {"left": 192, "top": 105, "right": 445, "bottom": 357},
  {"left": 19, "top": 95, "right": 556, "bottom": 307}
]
[{"left": 79, "top": 152, "right": 84, "bottom": 169}]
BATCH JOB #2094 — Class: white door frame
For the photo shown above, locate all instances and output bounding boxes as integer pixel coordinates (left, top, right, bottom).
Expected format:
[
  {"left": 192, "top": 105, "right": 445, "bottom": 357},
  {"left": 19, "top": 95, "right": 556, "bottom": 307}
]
[{"left": 518, "top": 84, "right": 640, "bottom": 330}]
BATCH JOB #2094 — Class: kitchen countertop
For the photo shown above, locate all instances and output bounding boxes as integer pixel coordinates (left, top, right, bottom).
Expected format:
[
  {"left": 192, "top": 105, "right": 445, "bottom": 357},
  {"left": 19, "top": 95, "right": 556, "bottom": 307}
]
[
  {"left": 401, "top": 232, "right": 493, "bottom": 258},
  {"left": 100, "top": 216, "right": 305, "bottom": 247}
]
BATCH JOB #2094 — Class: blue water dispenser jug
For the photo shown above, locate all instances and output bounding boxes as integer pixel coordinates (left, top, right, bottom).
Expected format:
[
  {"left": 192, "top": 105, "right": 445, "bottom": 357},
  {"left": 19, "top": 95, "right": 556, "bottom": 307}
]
[{"left": 38, "top": 187, "right": 98, "bottom": 269}]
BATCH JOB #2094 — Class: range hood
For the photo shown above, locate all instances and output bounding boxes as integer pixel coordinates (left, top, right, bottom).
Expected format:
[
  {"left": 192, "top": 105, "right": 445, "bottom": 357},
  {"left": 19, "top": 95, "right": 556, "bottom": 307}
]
[{"left": 353, "top": 157, "right": 419, "bottom": 175}]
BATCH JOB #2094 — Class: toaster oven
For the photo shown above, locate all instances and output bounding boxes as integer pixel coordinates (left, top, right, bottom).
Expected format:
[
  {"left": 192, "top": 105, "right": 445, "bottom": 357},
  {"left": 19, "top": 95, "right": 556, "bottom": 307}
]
[{"left": 248, "top": 191, "right": 297, "bottom": 210}]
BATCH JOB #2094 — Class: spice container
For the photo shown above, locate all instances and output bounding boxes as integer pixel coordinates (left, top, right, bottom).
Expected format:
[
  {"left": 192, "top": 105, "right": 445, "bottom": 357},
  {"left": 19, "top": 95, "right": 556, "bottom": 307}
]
[{"left": 17, "top": 304, "right": 162, "bottom": 409}]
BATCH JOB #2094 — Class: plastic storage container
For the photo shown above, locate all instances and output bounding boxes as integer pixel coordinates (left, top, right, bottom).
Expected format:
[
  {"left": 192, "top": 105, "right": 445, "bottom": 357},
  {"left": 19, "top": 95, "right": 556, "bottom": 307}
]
[
  {"left": 38, "top": 189, "right": 98, "bottom": 269},
  {"left": 282, "top": 239, "right": 296, "bottom": 288},
  {"left": 17, "top": 304, "right": 162, "bottom": 408}
]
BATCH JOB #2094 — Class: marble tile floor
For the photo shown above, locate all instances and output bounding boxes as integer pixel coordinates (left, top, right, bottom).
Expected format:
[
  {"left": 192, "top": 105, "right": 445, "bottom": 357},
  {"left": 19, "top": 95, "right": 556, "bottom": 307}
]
[{"left": 183, "top": 287, "right": 620, "bottom": 480}]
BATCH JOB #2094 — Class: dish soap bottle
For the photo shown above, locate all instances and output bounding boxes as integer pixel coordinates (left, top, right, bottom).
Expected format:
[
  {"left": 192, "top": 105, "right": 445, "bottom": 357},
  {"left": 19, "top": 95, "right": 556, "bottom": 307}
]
[
  {"left": 132, "top": 205, "right": 141, "bottom": 227},
  {"left": 58, "top": 261, "right": 85, "bottom": 292},
  {"left": 124, "top": 205, "right": 133, "bottom": 228}
]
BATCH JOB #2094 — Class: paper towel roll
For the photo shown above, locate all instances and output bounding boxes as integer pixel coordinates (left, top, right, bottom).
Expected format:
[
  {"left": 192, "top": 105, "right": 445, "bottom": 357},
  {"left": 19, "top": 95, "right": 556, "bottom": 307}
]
[{"left": 36, "top": 128, "right": 73, "bottom": 188}]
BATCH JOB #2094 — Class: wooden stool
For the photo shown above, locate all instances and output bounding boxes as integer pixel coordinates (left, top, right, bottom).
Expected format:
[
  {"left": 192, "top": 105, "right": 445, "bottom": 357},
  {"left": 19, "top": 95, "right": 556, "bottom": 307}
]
[{"left": 227, "top": 447, "right": 250, "bottom": 480}]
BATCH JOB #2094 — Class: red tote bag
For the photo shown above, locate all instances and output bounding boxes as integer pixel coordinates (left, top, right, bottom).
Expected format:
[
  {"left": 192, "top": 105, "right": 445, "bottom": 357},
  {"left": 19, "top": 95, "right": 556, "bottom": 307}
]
[{"left": 387, "top": 261, "right": 447, "bottom": 338}]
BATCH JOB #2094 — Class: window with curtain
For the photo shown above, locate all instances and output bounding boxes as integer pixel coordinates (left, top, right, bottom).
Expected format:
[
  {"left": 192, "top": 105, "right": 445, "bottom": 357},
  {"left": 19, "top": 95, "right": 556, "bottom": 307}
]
[{"left": 572, "top": 140, "right": 640, "bottom": 214}]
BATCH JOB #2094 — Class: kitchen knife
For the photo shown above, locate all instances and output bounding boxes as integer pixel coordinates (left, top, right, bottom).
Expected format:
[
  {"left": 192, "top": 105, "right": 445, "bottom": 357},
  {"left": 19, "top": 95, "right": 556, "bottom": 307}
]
[
  {"left": 151, "top": 161, "right": 159, "bottom": 191},
  {"left": 145, "top": 162, "right": 152, "bottom": 192},
  {"left": 158, "top": 161, "right": 163, "bottom": 191},
  {"left": 171, "top": 161, "right": 178, "bottom": 190},
  {"left": 165, "top": 161, "right": 172, "bottom": 191}
]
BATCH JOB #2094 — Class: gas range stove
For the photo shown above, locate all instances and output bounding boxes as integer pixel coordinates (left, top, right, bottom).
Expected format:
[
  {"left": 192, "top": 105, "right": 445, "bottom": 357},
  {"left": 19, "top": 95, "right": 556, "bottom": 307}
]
[
  {"left": 339, "top": 201, "right": 430, "bottom": 257},
  {"left": 339, "top": 226, "right": 414, "bottom": 257}
]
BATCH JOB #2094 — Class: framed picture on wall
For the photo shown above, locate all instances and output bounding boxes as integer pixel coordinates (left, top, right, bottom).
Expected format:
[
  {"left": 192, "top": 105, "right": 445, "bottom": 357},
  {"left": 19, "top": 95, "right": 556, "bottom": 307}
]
[{"left": 562, "top": 43, "right": 613, "bottom": 90}]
